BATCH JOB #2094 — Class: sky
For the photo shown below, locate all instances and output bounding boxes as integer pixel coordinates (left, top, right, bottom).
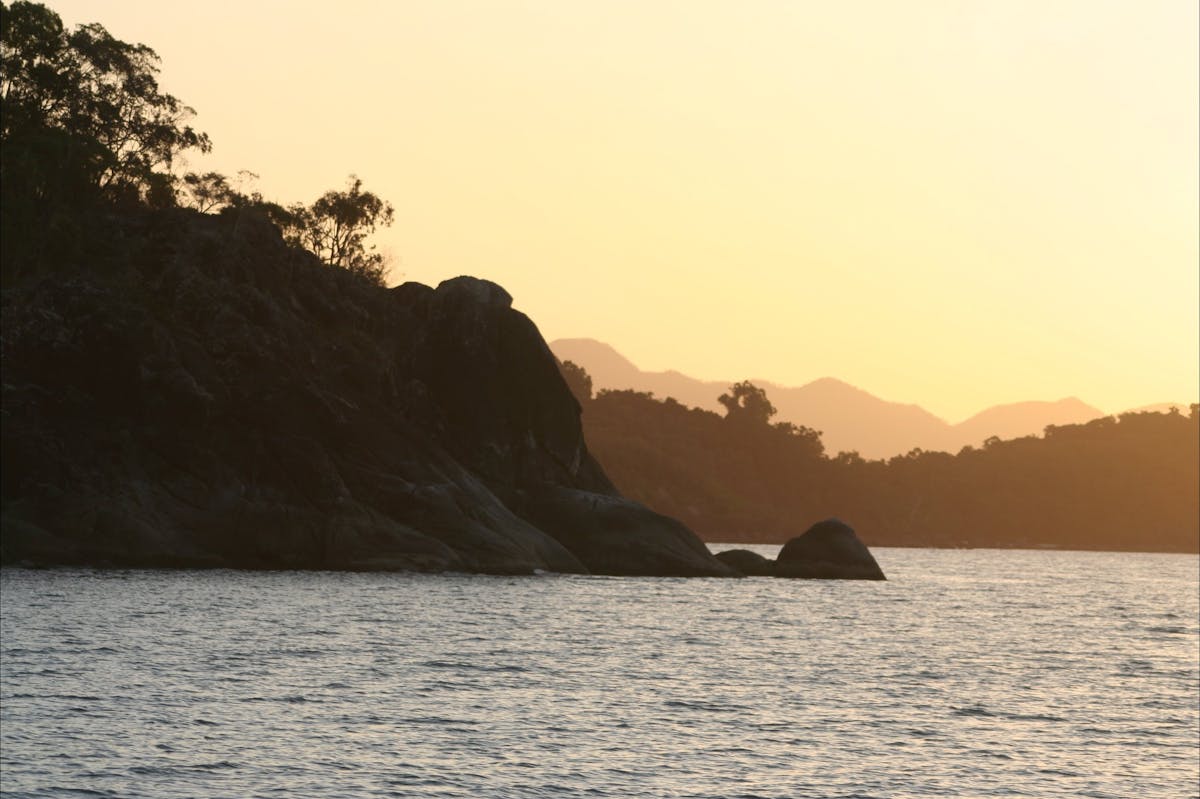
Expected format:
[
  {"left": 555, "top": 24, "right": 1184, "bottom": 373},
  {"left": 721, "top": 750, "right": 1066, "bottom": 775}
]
[{"left": 51, "top": 0, "right": 1199, "bottom": 422}]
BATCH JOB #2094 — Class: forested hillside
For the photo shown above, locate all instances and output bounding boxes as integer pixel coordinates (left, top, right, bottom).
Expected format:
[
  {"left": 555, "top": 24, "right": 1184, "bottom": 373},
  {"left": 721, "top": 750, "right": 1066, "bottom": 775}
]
[{"left": 561, "top": 363, "right": 1199, "bottom": 552}]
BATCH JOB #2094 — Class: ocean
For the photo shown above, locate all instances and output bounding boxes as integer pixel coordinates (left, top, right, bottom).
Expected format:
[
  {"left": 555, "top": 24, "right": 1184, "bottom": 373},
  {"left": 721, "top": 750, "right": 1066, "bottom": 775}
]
[{"left": 1, "top": 547, "right": 1197, "bottom": 798}]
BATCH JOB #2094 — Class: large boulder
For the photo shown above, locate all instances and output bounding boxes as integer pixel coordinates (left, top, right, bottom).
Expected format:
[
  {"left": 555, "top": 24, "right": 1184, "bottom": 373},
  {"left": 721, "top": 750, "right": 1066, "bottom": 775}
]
[
  {"left": 411, "top": 275, "right": 614, "bottom": 492},
  {"left": 774, "top": 518, "right": 886, "bottom": 580}
]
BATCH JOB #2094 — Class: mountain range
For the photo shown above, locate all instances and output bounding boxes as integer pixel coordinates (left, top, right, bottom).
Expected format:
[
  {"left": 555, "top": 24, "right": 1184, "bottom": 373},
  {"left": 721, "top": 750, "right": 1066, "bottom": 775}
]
[{"left": 549, "top": 338, "right": 1180, "bottom": 460}]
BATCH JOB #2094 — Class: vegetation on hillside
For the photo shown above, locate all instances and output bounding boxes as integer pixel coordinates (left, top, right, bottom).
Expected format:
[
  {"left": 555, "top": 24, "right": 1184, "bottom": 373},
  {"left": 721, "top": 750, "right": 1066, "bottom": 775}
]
[
  {"left": 569, "top": 365, "right": 1198, "bottom": 553},
  {"left": 0, "top": 1, "right": 394, "bottom": 285}
]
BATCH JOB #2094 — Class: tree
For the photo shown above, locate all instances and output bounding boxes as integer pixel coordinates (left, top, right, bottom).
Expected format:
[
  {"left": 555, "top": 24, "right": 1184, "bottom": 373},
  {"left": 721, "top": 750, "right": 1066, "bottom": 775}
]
[
  {"left": 558, "top": 360, "right": 593, "bottom": 405},
  {"left": 179, "top": 170, "right": 236, "bottom": 213},
  {"left": 718, "top": 381, "right": 777, "bottom": 426},
  {"left": 278, "top": 176, "right": 395, "bottom": 286},
  {"left": 182, "top": 171, "right": 398, "bottom": 286},
  {"left": 0, "top": 1, "right": 210, "bottom": 206},
  {"left": 772, "top": 419, "right": 826, "bottom": 457},
  {"left": 177, "top": 169, "right": 270, "bottom": 214},
  {"left": 834, "top": 450, "right": 866, "bottom": 467}
]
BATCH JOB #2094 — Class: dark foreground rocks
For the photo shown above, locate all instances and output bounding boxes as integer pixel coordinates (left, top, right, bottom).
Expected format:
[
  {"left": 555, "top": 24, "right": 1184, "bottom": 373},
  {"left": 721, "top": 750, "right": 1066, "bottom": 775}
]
[
  {"left": 1, "top": 208, "right": 733, "bottom": 577},
  {"left": 714, "top": 548, "right": 775, "bottom": 576},
  {"left": 716, "top": 519, "right": 886, "bottom": 580}
]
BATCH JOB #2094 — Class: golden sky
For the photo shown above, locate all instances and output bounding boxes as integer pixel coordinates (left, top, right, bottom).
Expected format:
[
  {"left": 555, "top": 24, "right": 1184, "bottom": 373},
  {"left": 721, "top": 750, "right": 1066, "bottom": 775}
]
[{"left": 53, "top": 0, "right": 1199, "bottom": 422}]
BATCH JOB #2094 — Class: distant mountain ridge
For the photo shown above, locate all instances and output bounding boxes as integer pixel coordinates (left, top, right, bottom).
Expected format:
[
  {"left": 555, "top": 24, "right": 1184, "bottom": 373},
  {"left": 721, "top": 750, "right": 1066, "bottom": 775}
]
[{"left": 549, "top": 338, "right": 1133, "bottom": 459}]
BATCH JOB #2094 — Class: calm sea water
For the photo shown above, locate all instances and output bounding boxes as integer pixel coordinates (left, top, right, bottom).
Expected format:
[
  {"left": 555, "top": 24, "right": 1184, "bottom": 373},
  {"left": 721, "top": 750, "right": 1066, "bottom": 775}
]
[{"left": 1, "top": 548, "right": 1197, "bottom": 799}]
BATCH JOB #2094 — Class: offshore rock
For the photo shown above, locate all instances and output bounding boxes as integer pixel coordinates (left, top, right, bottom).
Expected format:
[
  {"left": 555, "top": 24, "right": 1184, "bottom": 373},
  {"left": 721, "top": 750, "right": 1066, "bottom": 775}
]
[
  {"left": 774, "top": 518, "right": 887, "bottom": 580},
  {"left": 714, "top": 548, "right": 774, "bottom": 576},
  {"left": 0, "top": 207, "right": 730, "bottom": 577}
]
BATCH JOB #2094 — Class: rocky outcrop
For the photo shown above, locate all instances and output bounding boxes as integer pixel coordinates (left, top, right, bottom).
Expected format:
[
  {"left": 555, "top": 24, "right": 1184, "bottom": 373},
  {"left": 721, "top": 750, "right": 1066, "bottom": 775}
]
[
  {"left": 714, "top": 520, "right": 886, "bottom": 580},
  {"left": 522, "top": 487, "right": 734, "bottom": 577},
  {"left": 714, "top": 548, "right": 775, "bottom": 576},
  {"left": 774, "top": 519, "right": 886, "bottom": 580},
  {"left": 0, "top": 207, "right": 732, "bottom": 576}
]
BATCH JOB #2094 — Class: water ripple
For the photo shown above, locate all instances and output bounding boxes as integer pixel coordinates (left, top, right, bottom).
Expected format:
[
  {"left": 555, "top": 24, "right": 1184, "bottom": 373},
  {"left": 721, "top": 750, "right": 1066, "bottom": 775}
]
[{"left": 2, "top": 548, "right": 1197, "bottom": 798}]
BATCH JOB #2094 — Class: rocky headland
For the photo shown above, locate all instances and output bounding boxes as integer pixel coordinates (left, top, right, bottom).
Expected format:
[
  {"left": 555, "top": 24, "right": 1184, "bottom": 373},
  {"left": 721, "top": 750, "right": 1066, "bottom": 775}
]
[{"left": 2, "top": 207, "right": 742, "bottom": 576}]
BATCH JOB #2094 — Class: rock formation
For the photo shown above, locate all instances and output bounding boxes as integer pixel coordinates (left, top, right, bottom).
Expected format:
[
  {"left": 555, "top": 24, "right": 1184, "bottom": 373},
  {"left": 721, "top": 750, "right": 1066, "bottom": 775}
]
[
  {"left": 0, "top": 207, "right": 734, "bottom": 576},
  {"left": 774, "top": 519, "right": 886, "bottom": 580},
  {"left": 713, "top": 548, "right": 775, "bottom": 576},
  {"left": 714, "top": 520, "right": 886, "bottom": 580}
]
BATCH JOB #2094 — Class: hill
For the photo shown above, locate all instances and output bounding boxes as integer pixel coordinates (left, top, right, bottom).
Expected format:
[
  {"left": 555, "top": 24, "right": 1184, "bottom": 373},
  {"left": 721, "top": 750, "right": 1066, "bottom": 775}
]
[
  {"left": 569, "top": 381, "right": 1199, "bottom": 553},
  {"left": 954, "top": 398, "right": 1107, "bottom": 446},
  {"left": 551, "top": 338, "right": 1110, "bottom": 458}
]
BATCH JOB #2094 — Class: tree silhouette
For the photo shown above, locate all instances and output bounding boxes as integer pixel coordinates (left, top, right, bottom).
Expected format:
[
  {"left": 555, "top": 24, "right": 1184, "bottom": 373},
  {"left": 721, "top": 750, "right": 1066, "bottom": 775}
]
[
  {"left": 279, "top": 176, "right": 395, "bottom": 286},
  {"left": 718, "top": 381, "right": 777, "bottom": 426},
  {"left": 558, "top": 360, "right": 593, "bottom": 404},
  {"left": 179, "top": 171, "right": 237, "bottom": 213},
  {"left": 174, "top": 169, "right": 398, "bottom": 286},
  {"left": 0, "top": 1, "right": 210, "bottom": 205}
]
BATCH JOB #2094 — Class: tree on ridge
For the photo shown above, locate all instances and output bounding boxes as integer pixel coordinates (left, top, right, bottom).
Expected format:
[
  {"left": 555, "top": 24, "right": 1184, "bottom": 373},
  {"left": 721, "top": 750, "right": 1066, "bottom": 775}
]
[
  {"left": 280, "top": 176, "right": 395, "bottom": 286},
  {"left": 718, "top": 381, "right": 777, "bottom": 426},
  {"left": 0, "top": 0, "right": 210, "bottom": 207},
  {"left": 558, "top": 360, "right": 593, "bottom": 405}
]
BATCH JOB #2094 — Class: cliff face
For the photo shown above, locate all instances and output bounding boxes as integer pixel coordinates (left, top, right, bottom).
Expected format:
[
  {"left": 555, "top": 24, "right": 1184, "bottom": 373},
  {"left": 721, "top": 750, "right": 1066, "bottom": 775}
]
[{"left": 1, "top": 208, "right": 732, "bottom": 576}]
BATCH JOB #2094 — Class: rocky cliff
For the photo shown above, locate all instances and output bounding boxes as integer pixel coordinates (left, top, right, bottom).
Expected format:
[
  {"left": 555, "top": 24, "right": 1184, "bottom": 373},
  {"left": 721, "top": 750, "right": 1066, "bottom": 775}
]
[{"left": 1, "top": 208, "right": 733, "bottom": 576}]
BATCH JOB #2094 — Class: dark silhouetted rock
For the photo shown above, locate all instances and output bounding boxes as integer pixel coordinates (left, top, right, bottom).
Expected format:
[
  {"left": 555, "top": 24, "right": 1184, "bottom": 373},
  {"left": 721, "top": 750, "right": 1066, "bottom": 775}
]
[
  {"left": 774, "top": 518, "right": 886, "bottom": 580},
  {"left": 0, "top": 208, "right": 732, "bottom": 577},
  {"left": 714, "top": 548, "right": 774, "bottom": 576},
  {"left": 522, "top": 487, "right": 736, "bottom": 577}
]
